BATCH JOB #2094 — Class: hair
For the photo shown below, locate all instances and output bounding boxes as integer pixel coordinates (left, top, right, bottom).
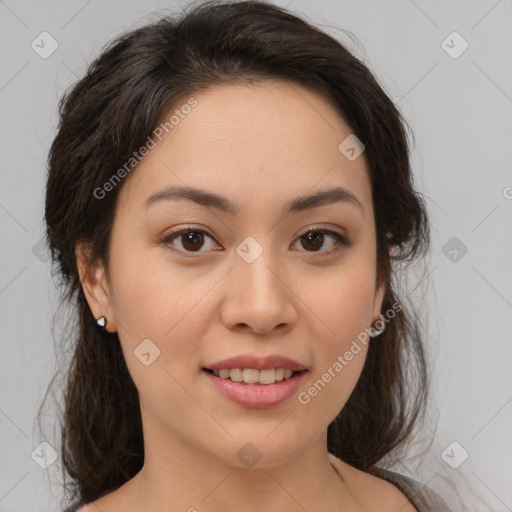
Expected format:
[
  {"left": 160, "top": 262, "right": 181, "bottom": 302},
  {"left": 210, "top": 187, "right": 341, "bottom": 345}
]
[{"left": 41, "top": 0, "right": 431, "bottom": 507}]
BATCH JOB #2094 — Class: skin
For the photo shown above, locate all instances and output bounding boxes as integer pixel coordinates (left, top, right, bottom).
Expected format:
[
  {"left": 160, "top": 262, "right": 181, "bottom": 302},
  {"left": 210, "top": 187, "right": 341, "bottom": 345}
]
[{"left": 77, "top": 80, "right": 416, "bottom": 512}]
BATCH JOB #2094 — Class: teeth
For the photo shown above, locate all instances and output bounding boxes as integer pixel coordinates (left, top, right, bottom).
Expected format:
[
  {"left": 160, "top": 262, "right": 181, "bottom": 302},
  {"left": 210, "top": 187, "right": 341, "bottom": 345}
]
[{"left": 212, "top": 368, "right": 296, "bottom": 384}]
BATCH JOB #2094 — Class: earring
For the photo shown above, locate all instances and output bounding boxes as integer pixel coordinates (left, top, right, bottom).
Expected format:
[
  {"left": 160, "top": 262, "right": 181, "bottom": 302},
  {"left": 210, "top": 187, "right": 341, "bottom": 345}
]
[
  {"left": 369, "top": 316, "right": 386, "bottom": 338},
  {"left": 96, "top": 316, "right": 107, "bottom": 333}
]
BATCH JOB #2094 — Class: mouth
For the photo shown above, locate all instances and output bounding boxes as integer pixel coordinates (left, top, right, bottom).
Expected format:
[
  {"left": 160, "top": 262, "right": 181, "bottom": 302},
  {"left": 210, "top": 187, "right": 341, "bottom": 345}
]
[
  {"left": 202, "top": 367, "right": 308, "bottom": 408},
  {"left": 202, "top": 367, "right": 306, "bottom": 386}
]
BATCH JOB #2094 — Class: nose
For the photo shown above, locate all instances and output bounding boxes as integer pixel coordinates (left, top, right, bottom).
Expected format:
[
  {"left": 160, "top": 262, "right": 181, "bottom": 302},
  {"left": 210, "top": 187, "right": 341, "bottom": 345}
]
[{"left": 219, "top": 246, "right": 298, "bottom": 335}]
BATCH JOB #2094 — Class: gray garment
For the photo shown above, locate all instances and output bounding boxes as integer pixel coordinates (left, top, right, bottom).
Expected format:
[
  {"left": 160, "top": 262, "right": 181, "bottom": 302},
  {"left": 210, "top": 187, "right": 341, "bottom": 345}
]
[{"left": 367, "top": 466, "right": 453, "bottom": 512}]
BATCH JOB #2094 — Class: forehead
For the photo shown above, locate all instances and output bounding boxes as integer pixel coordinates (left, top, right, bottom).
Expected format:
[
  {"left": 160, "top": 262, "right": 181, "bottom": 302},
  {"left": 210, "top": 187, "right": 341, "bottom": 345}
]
[{"left": 116, "top": 79, "right": 372, "bottom": 216}]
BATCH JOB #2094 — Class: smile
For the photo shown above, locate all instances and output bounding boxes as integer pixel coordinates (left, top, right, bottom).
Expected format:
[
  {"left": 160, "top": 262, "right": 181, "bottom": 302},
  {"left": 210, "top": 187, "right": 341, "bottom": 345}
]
[
  {"left": 207, "top": 367, "right": 297, "bottom": 385},
  {"left": 202, "top": 368, "right": 308, "bottom": 408}
]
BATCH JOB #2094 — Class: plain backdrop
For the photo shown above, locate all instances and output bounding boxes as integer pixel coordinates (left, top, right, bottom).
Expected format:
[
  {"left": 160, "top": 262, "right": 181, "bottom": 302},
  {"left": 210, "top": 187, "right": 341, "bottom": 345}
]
[{"left": 1, "top": 1, "right": 511, "bottom": 511}]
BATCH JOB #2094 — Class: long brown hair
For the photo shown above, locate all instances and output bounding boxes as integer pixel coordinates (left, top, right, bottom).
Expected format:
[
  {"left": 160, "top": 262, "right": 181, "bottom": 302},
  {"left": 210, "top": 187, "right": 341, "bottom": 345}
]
[{"left": 41, "top": 0, "right": 431, "bottom": 507}]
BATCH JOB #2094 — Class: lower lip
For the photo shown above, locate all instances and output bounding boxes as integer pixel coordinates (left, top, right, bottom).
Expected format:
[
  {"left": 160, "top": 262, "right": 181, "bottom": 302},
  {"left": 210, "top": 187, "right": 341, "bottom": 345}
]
[{"left": 203, "top": 370, "right": 307, "bottom": 408}]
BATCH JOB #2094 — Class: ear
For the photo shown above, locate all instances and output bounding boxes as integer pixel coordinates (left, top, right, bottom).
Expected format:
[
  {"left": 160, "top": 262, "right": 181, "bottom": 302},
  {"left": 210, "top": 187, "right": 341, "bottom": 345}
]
[
  {"left": 75, "top": 243, "right": 117, "bottom": 333},
  {"left": 371, "top": 277, "right": 387, "bottom": 324}
]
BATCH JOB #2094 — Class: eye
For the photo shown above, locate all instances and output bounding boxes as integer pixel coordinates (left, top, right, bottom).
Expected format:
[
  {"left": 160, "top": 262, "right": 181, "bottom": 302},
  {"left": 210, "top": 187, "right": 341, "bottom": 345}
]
[
  {"left": 160, "top": 226, "right": 350, "bottom": 256},
  {"left": 292, "top": 228, "right": 350, "bottom": 256},
  {"left": 161, "top": 227, "right": 219, "bottom": 254}
]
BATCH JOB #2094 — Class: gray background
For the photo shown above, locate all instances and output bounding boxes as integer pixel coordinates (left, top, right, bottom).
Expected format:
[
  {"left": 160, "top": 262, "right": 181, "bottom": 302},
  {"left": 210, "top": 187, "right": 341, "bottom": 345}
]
[{"left": 1, "top": 0, "right": 511, "bottom": 511}]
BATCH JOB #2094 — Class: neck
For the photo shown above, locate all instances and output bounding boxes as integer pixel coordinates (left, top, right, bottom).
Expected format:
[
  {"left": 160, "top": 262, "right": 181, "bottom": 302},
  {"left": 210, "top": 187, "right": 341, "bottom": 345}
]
[{"left": 123, "top": 414, "right": 361, "bottom": 511}]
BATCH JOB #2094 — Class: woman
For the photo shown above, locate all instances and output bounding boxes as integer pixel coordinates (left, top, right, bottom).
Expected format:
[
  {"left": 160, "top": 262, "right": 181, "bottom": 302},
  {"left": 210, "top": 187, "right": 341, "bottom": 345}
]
[{"left": 43, "top": 1, "right": 451, "bottom": 510}]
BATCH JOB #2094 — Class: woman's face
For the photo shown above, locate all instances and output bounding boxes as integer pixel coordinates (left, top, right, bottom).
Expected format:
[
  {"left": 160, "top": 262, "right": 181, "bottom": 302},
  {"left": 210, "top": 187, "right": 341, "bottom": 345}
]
[{"left": 80, "top": 79, "right": 386, "bottom": 469}]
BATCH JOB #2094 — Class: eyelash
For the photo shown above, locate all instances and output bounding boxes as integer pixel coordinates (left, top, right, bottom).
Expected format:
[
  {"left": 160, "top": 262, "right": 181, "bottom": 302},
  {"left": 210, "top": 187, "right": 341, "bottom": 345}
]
[{"left": 160, "top": 225, "right": 350, "bottom": 257}]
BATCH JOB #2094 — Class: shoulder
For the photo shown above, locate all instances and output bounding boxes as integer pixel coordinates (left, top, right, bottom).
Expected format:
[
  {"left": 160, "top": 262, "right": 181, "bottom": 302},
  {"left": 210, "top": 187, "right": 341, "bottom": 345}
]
[
  {"left": 329, "top": 454, "right": 452, "bottom": 512},
  {"left": 365, "top": 464, "right": 453, "bottom": 512},
  {"left": 335, "top": 459, "right": 417, "bottom": 511}
]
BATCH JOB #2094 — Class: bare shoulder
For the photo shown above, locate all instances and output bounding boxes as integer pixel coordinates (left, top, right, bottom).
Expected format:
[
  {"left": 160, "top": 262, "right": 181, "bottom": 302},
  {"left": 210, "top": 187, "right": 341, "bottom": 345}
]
[{"left": 329, "top": 454, "right": 418, "bottom": 512}]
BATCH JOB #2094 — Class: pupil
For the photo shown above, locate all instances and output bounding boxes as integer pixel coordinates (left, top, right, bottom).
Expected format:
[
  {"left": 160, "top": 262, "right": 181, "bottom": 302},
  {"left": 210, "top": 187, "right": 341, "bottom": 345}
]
[
  {"left": 303, "top": 231, "right": 323, "bottom": 251},
  {"left": 183, "top": 231, "right": 204, "bottom": 251}
]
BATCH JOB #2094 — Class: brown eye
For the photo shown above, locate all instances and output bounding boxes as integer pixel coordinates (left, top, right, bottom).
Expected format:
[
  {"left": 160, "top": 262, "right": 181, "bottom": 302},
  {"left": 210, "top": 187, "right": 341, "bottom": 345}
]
[
  {"left": 161, "top": 227, "right": 349, "bottom": 257},
  {"left": 295, "top": 229, "right": 349, "bottom": 255},
  {"left": 301, "top": 231, "right": 326, "bottom": 251},
  {"left": 162, "top": 229, "right": 218, "bottom": 253},
  {"left": 180, "top": 231, "right": 205, "bottom": 251}
]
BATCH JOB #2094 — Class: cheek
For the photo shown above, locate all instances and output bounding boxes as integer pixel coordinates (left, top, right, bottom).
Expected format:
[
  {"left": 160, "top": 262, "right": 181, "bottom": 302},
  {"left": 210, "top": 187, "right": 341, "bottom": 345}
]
[
  {"left": 299, "top": 305, "right": 371, "bottom": 427},
  {"left": 306, "top": 258, "right": 377, "bottom": 346},
  {"left": 299, "top": 343, "right": 368, "bottom": 425},
  {"left": 109, "top": 259, "right": 209, "bottom": 428},
  {"left": 299, "top": 257, "right": 376, "bottom": 416},
  {"left": 109, "top": 233, "right": 199, "bottom": 338},
  {"left": 108, "top": 240, "right": 220, "bottom": 385}
]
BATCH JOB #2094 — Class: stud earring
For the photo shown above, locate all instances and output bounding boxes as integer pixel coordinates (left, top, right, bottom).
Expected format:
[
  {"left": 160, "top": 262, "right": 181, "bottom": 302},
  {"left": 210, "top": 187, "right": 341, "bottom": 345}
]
[
  {"left": 369, "top": 316, "right": 386, "bottom": 338},
  {"left": 96, "top": 316, "right": 107, "bottom": 333}
]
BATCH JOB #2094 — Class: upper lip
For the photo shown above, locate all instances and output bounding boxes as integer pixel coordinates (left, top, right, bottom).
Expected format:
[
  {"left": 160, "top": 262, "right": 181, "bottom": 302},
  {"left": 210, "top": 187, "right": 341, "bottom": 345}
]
[{"left": 204, "top": 355, "right": 307, "bottom": 372}]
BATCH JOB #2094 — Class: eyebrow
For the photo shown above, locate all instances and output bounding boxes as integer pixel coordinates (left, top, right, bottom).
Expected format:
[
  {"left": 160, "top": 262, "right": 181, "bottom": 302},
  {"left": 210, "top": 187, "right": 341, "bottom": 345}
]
[{"left": 143, "top": 185, "right": 364, "bottom": 217}]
